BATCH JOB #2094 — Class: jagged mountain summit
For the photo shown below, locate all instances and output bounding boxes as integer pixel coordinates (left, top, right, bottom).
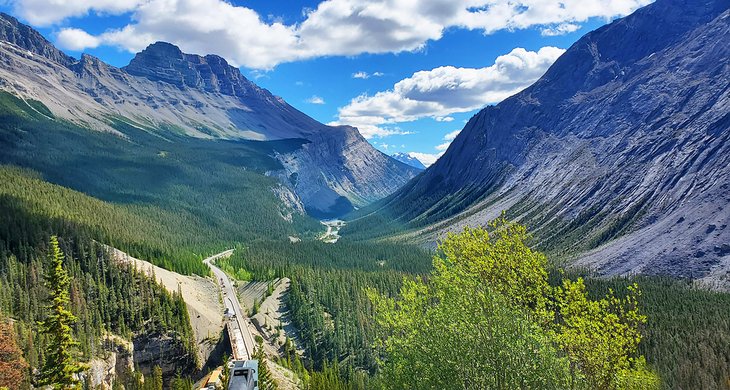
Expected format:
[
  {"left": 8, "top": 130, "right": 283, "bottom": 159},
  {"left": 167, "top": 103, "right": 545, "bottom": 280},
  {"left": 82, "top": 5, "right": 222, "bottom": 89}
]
[
  {"left": 0, "top": 14, "right": 419, "bottom": 217},
  {"left": 391, "top": 153, "right": 426, "bottom": 170},
  {"left": 361, "top": 0, "right": 730, "bottom": 285}
]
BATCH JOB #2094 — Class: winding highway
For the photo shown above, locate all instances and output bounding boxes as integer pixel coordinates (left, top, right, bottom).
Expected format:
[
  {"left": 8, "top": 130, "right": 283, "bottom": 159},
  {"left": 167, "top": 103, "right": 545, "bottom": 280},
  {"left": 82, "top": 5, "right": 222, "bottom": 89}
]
[{"left": 204, "top": 250, "right": 257, "bottom": 361}]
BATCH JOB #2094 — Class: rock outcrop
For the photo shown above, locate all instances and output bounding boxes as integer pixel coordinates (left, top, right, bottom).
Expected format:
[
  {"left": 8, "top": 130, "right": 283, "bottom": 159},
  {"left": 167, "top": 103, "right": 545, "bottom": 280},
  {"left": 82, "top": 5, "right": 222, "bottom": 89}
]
[
  {"left": 85, "top": 336, "right": 134, "bottom": 390},
  {"left": 368, "top": 0, "right": 730, "bottom": 283},
  {"left": 133, "top": 332, "right": 197, "bottom": 380}
]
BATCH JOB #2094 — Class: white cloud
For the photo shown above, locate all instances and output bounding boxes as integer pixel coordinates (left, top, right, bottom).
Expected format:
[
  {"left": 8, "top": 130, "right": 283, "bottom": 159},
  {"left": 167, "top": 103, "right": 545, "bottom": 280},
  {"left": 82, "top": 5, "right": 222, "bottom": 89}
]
[
  {"left": 435, "top": 142, "right": 451, "bottom": 151},
  {"left": 541, "top": 22, "right": 580, "bottom": 36},
  {"left": 333, "top": 121, "right": 414, "bottom": 139},
  {"left": 408, "top": 152, "right": 444, "bottom": 167},
  {"left": 444, "top": 129, "right": 461, "bottom": 141},
  {"left": 13, "top": 0, "right": 143, "bottom": 26},
  {"left": 352, "top": 71, "right": 385, "bottom": 79},
  {"left": 56, "top": 28, "right": 100, "bottom": 51},
  {"left": 12, "top": 0, "right": 652, "bottom": 69},
  {"left": 334, "top": 46, "right": 565, "bottom": 137},
  {"left": 435, "top": 116, "right": 454, "bottom": 122},
  {"left": 306, "top": 95, "right": 326, "bottom": 104},
  {"left": 435, "top": 130, "right": 462, "bottom": 151}
]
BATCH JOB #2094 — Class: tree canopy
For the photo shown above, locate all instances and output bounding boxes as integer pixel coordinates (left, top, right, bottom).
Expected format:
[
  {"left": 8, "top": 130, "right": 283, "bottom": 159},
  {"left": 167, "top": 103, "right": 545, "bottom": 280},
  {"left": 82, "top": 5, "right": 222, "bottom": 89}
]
[{"left": 369, "top": 217, "right": 660, "bottom": 389}]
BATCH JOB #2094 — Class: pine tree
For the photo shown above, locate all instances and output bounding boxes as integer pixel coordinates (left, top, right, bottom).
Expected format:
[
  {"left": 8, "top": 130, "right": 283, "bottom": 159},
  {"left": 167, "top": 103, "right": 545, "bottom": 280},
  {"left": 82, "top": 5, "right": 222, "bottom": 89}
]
[
  {"left": 37, "top": 236, "right": 86, "bottom": 389},
  {"left": 253, "top": 339, "right": 277, "bottom": 390}
]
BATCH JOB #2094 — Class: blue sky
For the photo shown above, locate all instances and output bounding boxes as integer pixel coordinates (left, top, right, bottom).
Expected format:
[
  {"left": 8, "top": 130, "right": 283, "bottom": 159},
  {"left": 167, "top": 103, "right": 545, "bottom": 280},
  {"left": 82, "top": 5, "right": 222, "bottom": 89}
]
[{"left": 0, "top": 0, "right": 652, "bottom": 165}]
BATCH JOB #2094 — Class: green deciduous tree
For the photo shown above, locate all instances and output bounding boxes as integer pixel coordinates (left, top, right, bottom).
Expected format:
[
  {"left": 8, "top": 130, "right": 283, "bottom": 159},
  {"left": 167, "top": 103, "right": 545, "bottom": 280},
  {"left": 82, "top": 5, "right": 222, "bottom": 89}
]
[
  {"left": 556, "top": 278, "right": 657, "bottom": 389},
  {"left": 369, "top": 217, "right": 660, "bottom": 390},
  {"left": 37, "top": 236, "right": 86, "bottom": 389}
]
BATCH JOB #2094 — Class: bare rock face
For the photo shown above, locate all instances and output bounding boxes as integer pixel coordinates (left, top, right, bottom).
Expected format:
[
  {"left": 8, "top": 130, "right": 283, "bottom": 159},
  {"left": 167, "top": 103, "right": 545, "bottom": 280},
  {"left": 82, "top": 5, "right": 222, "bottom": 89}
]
[
  {"left": 374, "top": 0, "right": 730, "bottom": 282},
  {"left": 0, "top": 14, "right": 420, "bottom": 217},
  {"left": 133, "top": 332, "right": 197, "bottom": 380},
  {"left": 0, "top": 13, "right": 74, "bottom": 66},
  {"left": 85, "top": 336, "right": 134, "bottom": 389},
  {"left": 124, "top": 42, "right": 260, "bottom": 98},
  {"left": 270, "top": 126, "right": 419, "bottom": 217}
]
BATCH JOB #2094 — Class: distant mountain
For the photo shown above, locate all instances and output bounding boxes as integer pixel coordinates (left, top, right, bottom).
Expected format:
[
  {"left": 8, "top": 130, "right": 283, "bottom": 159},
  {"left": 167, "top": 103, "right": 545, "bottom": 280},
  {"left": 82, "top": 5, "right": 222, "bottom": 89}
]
[
  {"left": 391, "top": 153, "right": 426, "bottom": 170},
  {"left": 357, "top": 0, "right": 730, "bottom": 284},
  {"left": 0, "top": 14, "right": 419, "bottom": 217}
]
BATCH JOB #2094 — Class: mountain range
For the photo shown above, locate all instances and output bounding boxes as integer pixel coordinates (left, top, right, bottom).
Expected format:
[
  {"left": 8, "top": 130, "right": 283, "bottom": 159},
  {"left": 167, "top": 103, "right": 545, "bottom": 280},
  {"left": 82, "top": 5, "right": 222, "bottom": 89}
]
[
  {"left": 355, "top": 0, "right": 730, "bottom": 286},
  {"left": 0, "top": 13, "right": 419, "bottom": 217}
]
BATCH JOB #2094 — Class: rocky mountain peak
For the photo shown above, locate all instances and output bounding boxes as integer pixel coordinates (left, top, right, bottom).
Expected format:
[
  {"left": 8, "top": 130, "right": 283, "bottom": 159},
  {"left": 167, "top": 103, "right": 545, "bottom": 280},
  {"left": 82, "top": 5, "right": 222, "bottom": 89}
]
[
  {"left": 0, "top": 12, "right": 74, "bottom": 66},
  {"left": 123, "top": 41, "right": 262, "bottom": 98},
  {"left": 391, "top": 153, "right": 426, "bottom": 170},
  {"left": 0, "top": 16, "right": 421, "bottom": 217}
]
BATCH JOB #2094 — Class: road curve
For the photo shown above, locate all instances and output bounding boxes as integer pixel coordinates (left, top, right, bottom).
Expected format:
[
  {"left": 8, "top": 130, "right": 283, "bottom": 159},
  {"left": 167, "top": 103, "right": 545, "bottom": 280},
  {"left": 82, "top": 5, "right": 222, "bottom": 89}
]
[{"left": 203, "top": 250, "right": 257, "bottom": 360}]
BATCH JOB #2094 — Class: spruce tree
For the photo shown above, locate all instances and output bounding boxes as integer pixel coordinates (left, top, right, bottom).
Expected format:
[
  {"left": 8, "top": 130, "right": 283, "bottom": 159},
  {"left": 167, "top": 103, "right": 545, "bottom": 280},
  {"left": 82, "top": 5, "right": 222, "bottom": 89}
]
[
  {"left": 37, "top": 236, "right": 86, "bottom": 389},
  {"left": 253, "top": 339, "right": 277, "bottom": 390}
]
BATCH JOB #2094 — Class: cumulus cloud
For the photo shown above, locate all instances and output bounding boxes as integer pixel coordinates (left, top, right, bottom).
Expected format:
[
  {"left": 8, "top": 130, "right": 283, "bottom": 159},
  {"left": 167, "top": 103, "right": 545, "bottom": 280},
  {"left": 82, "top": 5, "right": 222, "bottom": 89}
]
[
  {"left": 11, "top": 0, "right": 651, "bottom": 69},
  {"left": 56, "top": 27, "right": 101, "bottom": 51},
  {"left": 334, "top": 46, "right": 565, "bottom": 136},
  {"left": 306, "top": 95, "right": 326, "bottom": 104}
]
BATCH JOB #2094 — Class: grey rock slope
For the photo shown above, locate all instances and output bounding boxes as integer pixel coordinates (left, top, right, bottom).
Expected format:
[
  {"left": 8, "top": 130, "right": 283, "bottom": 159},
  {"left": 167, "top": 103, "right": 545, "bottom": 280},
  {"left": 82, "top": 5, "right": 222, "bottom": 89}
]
[
  {"left": 0, "top": 14, "right": 419, "bottom": 216},
  {"left": 368, "top": 0, "right": 730, "bottom": 283},
  {"left": 391, "top": 153, "right": 426, "bottom": 170}
]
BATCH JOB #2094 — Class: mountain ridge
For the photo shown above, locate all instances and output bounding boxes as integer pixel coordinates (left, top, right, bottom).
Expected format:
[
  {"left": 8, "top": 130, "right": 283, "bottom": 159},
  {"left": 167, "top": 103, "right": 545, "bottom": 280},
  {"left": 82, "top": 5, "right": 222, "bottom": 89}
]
[
  {"left": 356, "top": 0, "right": 730, "bottom": 284},
  {"left": 0, "top": 13, "right": 419, "bottom": 216}
]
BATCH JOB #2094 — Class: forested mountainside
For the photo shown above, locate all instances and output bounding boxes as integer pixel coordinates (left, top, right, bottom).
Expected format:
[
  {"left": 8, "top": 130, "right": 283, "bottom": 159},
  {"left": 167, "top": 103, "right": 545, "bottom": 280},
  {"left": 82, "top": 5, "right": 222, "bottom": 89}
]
[
  {"left": 350, "top": 0, "right": 730, "bottom": 284},
  {"left": 2, "top": 162, "right": 729, "bottom": 389},
  {"left": 0, "top": 167, "right": 199, "bottom": 388},
  {"left": 0, "top": 91, "right": 323, "bottom": 264},
  {"left": 0, "top": 13, "right": 419, "bottom": 217}
]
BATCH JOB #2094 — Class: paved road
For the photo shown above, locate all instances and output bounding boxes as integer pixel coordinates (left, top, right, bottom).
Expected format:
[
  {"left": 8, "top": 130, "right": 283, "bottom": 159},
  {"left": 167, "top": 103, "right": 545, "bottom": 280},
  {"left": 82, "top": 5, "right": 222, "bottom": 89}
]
[{"left": 203, "top": 250, "right": 256, "bottom": 360}]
